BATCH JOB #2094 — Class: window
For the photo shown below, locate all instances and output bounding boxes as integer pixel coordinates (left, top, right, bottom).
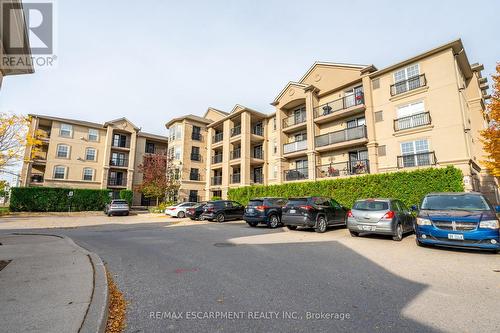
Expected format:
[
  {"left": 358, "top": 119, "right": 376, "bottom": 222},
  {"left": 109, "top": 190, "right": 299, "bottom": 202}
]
[
  {"left": 273, "top": 117, "right": 276, "bottom": 130},
  {"left": 83, "top": 168, "right": 93, "bottom": 181},
  {"left": 189, "top": 190, "right": 198, "bottom": 202},
  {"left": 294, "top": 132, "right": 307, "bottom": 142},
  {"left": 113, "top": 134, "right": 127, "bottom": 148},
  {"left": 394, "top": 64, "right": 419, "bottom": 83},
  {"left": 88, "top": 129, "right": 99, "bottom": 141},
  {"left": 111, "top": 152, "right": 126, "bottom": 166},
  {"left": 400, "top": 139, "right": 430, "bottom": 167},
  {"left": 397, "top": 101, "right": 425, "bottom": 118},
  {"left": 295, "top": 159, "right": 308, "bottom": 170},
  {"left": 85, "top": 148, "right": 96, "bottom": 161},
  {"left": 60, "top": 123, "right": 73, "bottom": 137},
  {"left": 54, "top": 166, "right": 66, "bottom": 179},
  {"left": 273, "top": 165, "right": 278, "bottom": 179},
  {"left": 146, "top": 142, "right": 155, "bottom": 153},
  {"left": 395, "top": 101, "right": 429, "bottom": 130},
  {"left": 273, "top": 139, "right": 277, "bottom": 155},
  {"left": 57, "top": 144, "right": 70, "bottom": 158},
  {"left": 169, "top": 124, "right": 183, "bottom": 141},
  {"left": 192, "top": 126, "right": 201, "bottom": 140},
  {"left": 190, "top": 168, "right": 199, "bottom": 180},
  {"left": 393, "top": 64, "right": 421, "bottom": 95},
  {"left": 347, "top": 117, "right": 365, "bottom": 128}
]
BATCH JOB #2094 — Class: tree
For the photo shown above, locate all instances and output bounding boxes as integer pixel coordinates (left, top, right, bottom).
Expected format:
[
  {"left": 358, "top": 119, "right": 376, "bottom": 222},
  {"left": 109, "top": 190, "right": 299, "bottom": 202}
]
[
  {"left": 481, "top": 63, "right": 500, "bottom": 176},
  {"left": 136, "top": 152, "right": 180, "bottom": 206},
  {"left": 0, "top": 113, "right": 41, "bottom": 171}
]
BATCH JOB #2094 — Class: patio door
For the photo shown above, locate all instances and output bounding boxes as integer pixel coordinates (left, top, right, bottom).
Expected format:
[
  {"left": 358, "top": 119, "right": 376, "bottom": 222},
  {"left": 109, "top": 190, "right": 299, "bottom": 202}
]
[{"left": 348, "top": 150, "right": 368, "bottom": 174}]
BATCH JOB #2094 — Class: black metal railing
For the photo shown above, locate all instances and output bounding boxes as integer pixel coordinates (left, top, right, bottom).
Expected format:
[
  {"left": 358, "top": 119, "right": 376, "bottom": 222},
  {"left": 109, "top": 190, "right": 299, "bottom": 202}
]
[
  {"left": 211, "top": 176, "right": 222, "bottom": 185},
  {"left": 317, "top": 160, "right": 370, "bottom": 178},
  {"left": 252, "top": 149, "right": 264, "bottom": 159},
  {"left": 230, "top": 149, "right": 241, "bottom": 160},
  {"left": 30, "top": 174, "right": 44, "bottom": 183},
  {"left": 231, "top": 174, "right": 241, "bottom": 184},
  {"left": 284, "top": 168, "right": 308, "bottom": 181},
  {"left": 189, "top": 173, "right": 202, "bottom": 181},
  {"left": 252, "top": 126, "right": 264, "bottom": 136},
  {"left": 110, "top": 158, "right": 128, "bottom": 167},
  {"left": 394, "top": 112, "right": 431, "bottom": 131},
  {"left": 213, "top": 132, "right": 223, "bottom": 143},
  {"left": 231, "top": 126, "right": 241, "bottom": 137},
  {"left": 397, "top": 151, "right": 436, "bottom": 168},
  {"left": 315, "top": 125, "right": 367, "bottom": 148},
  {"left": 314, "top": 93, "right": 364, "bottom": 118},
  {"left": 283, "top": 112, "right": 307, "bottom": 128},
  {"left": 190, "top": 153, "right": 202, "bottom": 162},
  {"left": 390, "top": 74, "right": 426, "bottom": 96},
  {"left": 212, "top": 154, "right": 223, "bottom": 164},
  {"left": 108, "top": 178, "right": 127, "bottom": 186},
  {"left": 191, "top": 132, "right": 202, "bottom": 141}
]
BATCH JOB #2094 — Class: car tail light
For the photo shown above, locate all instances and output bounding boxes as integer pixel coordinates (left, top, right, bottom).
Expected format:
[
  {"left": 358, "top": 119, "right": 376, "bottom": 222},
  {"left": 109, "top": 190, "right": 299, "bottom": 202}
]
[
  {"left": 347, "top": 210, "right": 353, "bottom": 218},
  {"left": 171, "top": 207, "right": 177, "bottom": 211},
  {"left": 255, "top": 205, "right": 269, "bottom": 212},
  {"left": 382, "top": 211, "right": 395, "bottom": 219},
  {"left": 299, "top": 205, "right": 313, "bottom": 211}
]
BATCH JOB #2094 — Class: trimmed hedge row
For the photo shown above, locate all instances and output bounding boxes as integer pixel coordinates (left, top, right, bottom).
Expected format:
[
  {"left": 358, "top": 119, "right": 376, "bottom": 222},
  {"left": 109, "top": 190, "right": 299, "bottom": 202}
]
[
  {"left": 119, "top": 190, "right": 133, "bottom": 206},
  {"left": 10, "top": 187, "right": 112, "bottom": 212},
  {"left": 228, "top": 167, "right": 464, "bottom": 208}
]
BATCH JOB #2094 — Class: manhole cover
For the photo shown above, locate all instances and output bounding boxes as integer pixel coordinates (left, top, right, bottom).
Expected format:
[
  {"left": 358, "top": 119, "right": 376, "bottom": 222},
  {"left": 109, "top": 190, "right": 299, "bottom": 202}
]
[{"left": 213, "top": 243, "right": 236, "bottom": 248}]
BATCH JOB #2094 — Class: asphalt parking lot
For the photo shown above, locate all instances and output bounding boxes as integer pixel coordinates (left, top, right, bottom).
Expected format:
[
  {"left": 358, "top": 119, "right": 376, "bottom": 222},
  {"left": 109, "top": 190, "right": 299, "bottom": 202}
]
[{"left": 1, "top": 214, "right": 499, "bottom": 332}]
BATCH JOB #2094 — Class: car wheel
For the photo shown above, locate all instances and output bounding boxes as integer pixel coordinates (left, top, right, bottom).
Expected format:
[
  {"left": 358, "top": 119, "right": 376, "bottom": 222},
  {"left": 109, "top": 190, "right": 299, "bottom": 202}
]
[
  {"left": 349, "top": 230, "right": 359, "bottom": 237},
  {"left": 268, "top": 215, "right": 280, "bottom": 228},
  {"left": 247, "top": 221, "right": 258, "bottom": 227},
  {"left": 392, "top": 224, "right": 403, "bottom": 241},
  {"left": 286, "top": 225, "right": 297, "bottom": 230},
  {"left": 315, "top": 216, "right": 327, "bottom": 233},
  {"left": 190, "top": 218, "right": 196, "bottom": 221},
  {"left": 216, "top": 213, "right": 225, "bottom": 223},
  {"left": 177, "top": 211, "right": 185, "bottom": 218}
]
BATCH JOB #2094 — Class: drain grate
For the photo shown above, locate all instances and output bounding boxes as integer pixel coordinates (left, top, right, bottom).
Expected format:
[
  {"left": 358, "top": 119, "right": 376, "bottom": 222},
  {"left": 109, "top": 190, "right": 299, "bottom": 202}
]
[
  {"left": 0, "top": 260, "right": 11, "bottom": 272},
  {"left": 213, "top": 243, "right": 236, "bottom": 248}
]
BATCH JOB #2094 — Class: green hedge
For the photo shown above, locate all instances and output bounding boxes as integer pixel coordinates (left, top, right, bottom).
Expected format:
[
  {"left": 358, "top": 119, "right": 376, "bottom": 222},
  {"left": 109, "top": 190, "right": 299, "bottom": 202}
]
[
  {"left": 119, "top": 190, "right": 133, "bottom": 206},
  {"left": 228, "top": 167, "right": 464, "bottom": 208},
  {"left": 9, "top": 187, "right": 112, "bottom": 212}
]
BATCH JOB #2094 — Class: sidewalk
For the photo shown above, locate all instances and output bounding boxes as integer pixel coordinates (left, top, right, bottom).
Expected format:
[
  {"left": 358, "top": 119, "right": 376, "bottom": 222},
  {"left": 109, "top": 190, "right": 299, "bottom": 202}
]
[{"left": 0, "top": 234, "right": 108, "bottom": 333}]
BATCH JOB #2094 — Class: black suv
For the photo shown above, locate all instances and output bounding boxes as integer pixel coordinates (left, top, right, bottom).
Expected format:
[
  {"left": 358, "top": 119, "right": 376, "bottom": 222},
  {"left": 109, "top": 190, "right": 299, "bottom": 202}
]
[
  {"left": 200, "top": 200, "right": 244, "bottom": 222},
  {"left": 282, "top": 197, "right": 348, "bottom": 233},
  {"left": 244, "top": 197, "right": 287, "bottom": 228}
]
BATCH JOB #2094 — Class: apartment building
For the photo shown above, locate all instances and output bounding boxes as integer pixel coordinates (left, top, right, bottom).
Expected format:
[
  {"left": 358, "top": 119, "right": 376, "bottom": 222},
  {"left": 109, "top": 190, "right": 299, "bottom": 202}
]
[
  {"left": 20, "top": 115, "right": 168, "bottom": 206},
  {"left": 168, "top": 39, "right": 498, "bottom": 204}
]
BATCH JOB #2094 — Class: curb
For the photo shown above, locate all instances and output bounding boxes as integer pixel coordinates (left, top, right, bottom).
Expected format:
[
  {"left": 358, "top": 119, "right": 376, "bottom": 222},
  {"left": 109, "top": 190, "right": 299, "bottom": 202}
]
[{"left": 10, "top": 233, "right": 109, "bottom": 333}]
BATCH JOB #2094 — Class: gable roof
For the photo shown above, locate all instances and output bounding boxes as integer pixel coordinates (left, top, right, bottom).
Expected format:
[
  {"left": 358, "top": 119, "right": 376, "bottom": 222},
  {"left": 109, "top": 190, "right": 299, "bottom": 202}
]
[
  {"left": 203, "top": 107, "right": 228, "bottom": 119},
  {"left": 298, "top": 62, "right": 368, "bottom": 84},
  {"left": 29, "top": 114, "right": 104, "bottom": 129},
  {"left": 271, "top": 81, "right": 309, "bottom": 105},
  {"left": 165, "top": 114, "right": 212, "bottom": 128},
  {"left": 103, "top": 117, "right": 140, "bottom": 130},
  {"left": 207, "top": 104, "right": 269, "bottom": 128}
]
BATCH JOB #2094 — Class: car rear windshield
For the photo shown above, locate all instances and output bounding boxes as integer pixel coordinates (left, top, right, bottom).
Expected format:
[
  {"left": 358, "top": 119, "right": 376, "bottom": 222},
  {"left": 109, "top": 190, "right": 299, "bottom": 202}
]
[
  {"left": 248, "top": 200, "right": 264, "bottom": 207},
  {"left": 112, "top": 200, "right": 128, "bottom": 204},
  {"left": 286, "top": 198, "right": 308, "bottom": 206},
  {"left": 421, "top": 194, "right": 491, "bottom": 211},
  {"left": 353, "top": 200, "right": 388, "bottom": 211}
]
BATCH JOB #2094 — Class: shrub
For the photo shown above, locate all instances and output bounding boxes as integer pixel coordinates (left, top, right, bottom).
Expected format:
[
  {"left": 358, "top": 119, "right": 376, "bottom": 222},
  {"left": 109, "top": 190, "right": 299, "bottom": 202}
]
[
  {"left": 211, "top": 196, "right": 222, "bottom": 201},
  {"left": 119, "top": 190, "right": 133, "bottom": 206},
  {"left": 10, "top": 187, "right": 112, "bottom": 212},
  {"left": 228, "top": 167, "right": 464, "bottom": 208},
  {"left": 148, "top": 201, "right": 174, "bottom": 213}
]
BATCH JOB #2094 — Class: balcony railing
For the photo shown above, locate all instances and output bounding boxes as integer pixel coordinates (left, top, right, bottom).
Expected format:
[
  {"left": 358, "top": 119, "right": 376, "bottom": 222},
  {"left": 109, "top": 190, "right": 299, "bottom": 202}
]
[
  {"left": 231, "top": 174, "right": 241, "bottom": 184},
  {"left": 30, "top": 174, "right": 44, "bottom": 183},
  {"left": 213, "top": 132, "right": 223, "bottom": 143},
  {"left": 314, "top": 93, "right": 364, "bottom": 118},
  {"left": 231, "top": 126, "right": 241, "bottom": 137},
  {"left": 283, "top": 140, "right": 307, "bottom": 154},
  {"left": 317, "top": 160, "right": 370, "bottom": 178},
  {"left": 390, "top": 74, "right": 427, "bottom": 96},
  {"left": 284, "top": 168, "right": 308, "bottom": 181},
  {"left": 394, "top": 112, "right": 431, "bottom": 131},
  {"left": 108, "top": 178, "right": 127, "bottom": 186},
  {"left": 252, "top": 149, "right": 264, "bottom": 159},
  {"left": 211, "top": 176, "right": 222, "bottom": 185},
  {"left": 252, "top": 126, "right": 264, "bottom": 136},
  {"left": 283, "top": 112, "right": 306, "bottom": 128},
  {"left": 230, "top": 149, "right": 241, "bottom": 160},
  {"left": 212, "top": 154, "right": 223, "bottom": 164},
  {"left": 189, "top": 173, "right": 202, "bottom": 181},
  {"left": 397, "top": 151, "right": 436, "bottom": 168},
  {"left": 252, "top": 173, "right": 264, "bottom": 184},
  {"left": 190, "top": 153, "right": 202, "bottom": 162},
  {"left": 315, "top": 125, "right": 367, "bottom": 148},
  {"left": 191, "top": 132, "right": 202, "bottom": 141},
  {"left": 110, "top": 158, "right": 128, "bottom": 167}
]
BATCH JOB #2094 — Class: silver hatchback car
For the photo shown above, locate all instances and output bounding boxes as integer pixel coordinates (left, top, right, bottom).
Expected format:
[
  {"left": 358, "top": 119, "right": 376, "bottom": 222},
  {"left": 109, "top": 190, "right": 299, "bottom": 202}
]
[{"left": 347, "top": 198, "right": 415, "bottom": 241}]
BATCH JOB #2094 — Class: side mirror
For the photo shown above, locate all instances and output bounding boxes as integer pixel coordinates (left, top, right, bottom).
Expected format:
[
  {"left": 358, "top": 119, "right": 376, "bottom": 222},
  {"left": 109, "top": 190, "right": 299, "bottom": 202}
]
[
  {"left": 410, "top": 205, "right": 418, "bottom": 211},
  {"left": 495, "top": 206, "right": 500, "bottom": 213}
]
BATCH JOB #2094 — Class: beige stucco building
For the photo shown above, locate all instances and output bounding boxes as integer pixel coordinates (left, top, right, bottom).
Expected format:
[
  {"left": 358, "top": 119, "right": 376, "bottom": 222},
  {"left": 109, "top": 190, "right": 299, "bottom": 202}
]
[
  {"left": 20, "top": 115, "right": 168, "bottom": 206},
  {"left": 167, "top": 39, "right": 498, "bottom": 204}
]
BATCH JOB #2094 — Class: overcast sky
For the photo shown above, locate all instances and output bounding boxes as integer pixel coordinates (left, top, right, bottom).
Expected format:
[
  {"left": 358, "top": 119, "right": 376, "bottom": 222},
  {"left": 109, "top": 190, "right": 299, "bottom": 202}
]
[{"left": 1, "top": 0, "right": 499, "bottom": 138}]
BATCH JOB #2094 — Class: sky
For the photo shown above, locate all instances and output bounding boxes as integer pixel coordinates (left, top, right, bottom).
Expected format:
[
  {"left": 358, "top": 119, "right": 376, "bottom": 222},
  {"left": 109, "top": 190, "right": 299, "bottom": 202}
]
[{"left": 0, "top": 0, "right": 499, "bottom": 183}]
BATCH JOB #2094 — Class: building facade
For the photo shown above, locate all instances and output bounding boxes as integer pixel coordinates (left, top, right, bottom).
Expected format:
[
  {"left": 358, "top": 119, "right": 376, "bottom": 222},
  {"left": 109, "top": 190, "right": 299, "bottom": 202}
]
[
  {"left": 20, "top": 115, "right": 168, "bottom": 206},
  {"left": 167, "top": 39, "right": 498, "bottom": 204}
]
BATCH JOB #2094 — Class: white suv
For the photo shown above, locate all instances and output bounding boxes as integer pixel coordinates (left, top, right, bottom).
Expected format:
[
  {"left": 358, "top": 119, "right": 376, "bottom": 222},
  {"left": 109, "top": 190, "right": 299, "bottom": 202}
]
[{"left": 165, "top": 202, "right": 198, "bottom": 218}]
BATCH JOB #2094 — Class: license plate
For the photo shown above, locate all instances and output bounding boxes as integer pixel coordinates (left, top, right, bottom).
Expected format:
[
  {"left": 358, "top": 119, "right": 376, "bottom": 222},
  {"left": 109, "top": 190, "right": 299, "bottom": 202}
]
[
  {"left": 289, "top": 209, "right": 296, "bottom": 214},
  {"left": 362, "top": 225, "right": 376, "bottom": 231},
  {"left": 448, "top": 234, "right": 464, "bottom": 240}
]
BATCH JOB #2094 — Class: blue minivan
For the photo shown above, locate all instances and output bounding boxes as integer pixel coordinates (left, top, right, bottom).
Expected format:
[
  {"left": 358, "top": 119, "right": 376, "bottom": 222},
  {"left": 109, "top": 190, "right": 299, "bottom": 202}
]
[{"left": 414, "top": 192, "right": 500, "bottom": 253}]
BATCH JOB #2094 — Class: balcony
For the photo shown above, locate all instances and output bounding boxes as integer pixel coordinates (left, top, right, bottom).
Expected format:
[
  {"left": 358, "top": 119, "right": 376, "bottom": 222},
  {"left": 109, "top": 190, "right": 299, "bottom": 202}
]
[
  {"left": 189, "top": 173, "right": 203, "bottom": 181},
  {"left": 317, "top": 160, "right": 370, "bottom": 179},
  {"left": 315, "top": 125, "right": 367, "bottom": 149},
  {"left": 252, "top": 149, "right": 264, "bottom": 160},
  {"left": 397, "top": 151, "right": 436, "bottom": 168},
  {"left": 252, "top": 126, "right": 264, "bottom": 136},
  {"left": 108, "top": 177, "right": 127, "bottom": 187},
  {"left": 190, "top": 153, "right": 202, "bottom": 162},
  {"left": 283, "top": 112, "right": 306, "bottom": 129},
  {"left": 191, "top": 132, "right": 202, "bottom": 141},
  {"left": 231, "top": 126, "right": 241, "bottom": 137},
  {"left": 213, "top": 132, "right": 223, "bottom": 143},
  {"left": 30, "top": 174, "right": 44, "bottom": 184},
  {"left": 314, "top": 93, "right": 365, "bottom": 120},
  {"left": 394, "top": 112, "right": 431, "bottom": 132},
  {"left": 283, "top": 140, "right": 307, "bottom": 155},
  {"left": 110, "top": 158, "right": 128, "bottom": 167},
  {"left": 230, "top": 149, "right": 241, "bottom": 160},
  {"left": 252, "top": 173, "right": 264, "bottom": 184},
  {"left": 211, "top": 176, "right": 222, "bottom": 185},
  {"left": 32, "top": 151, "right": 48, "bottom": 164},
  {"left": 212, "top": 154, "right": 223, "bottom": 164},
  {"left": 231, "top": 174, "right": 241, "bottom": 184},
  {"left": 390, "top": 74, "right": 427, "bottom": 96},
  {"left": 284, "top": 168, "right": 308, "bottom": 181}
]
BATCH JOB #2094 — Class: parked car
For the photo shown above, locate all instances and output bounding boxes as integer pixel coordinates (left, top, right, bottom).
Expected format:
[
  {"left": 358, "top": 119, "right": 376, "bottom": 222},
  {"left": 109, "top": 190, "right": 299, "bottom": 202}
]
[
  {"left": 165, "top": 202, "right": 198, "bottom": 218},
  {"left": 186, "top": 203, "right": 207, "bottom": 220},
  {"left": 244, "top": 197, "right": 287, "bottom": 228},
  {"left": 105, "top": 199, "right": 130, "bottom": 216},
  {"left": 347, "top": 198, "right": 415, "bottom": 241},
  {"left": 414, "top": 192, "right": 500, "bottom": 253},
  {"left": 281, "top": 197, "right": 347, "bottom": 233},
  {"left": 200, "top": 200, "right": 244, "bottom": 222}
]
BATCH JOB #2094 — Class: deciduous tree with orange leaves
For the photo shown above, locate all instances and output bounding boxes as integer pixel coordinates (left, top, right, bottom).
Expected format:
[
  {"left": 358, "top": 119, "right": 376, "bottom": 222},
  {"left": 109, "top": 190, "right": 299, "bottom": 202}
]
[{"left": 481, "top": 64, "right": 500, "bottom": 177}]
